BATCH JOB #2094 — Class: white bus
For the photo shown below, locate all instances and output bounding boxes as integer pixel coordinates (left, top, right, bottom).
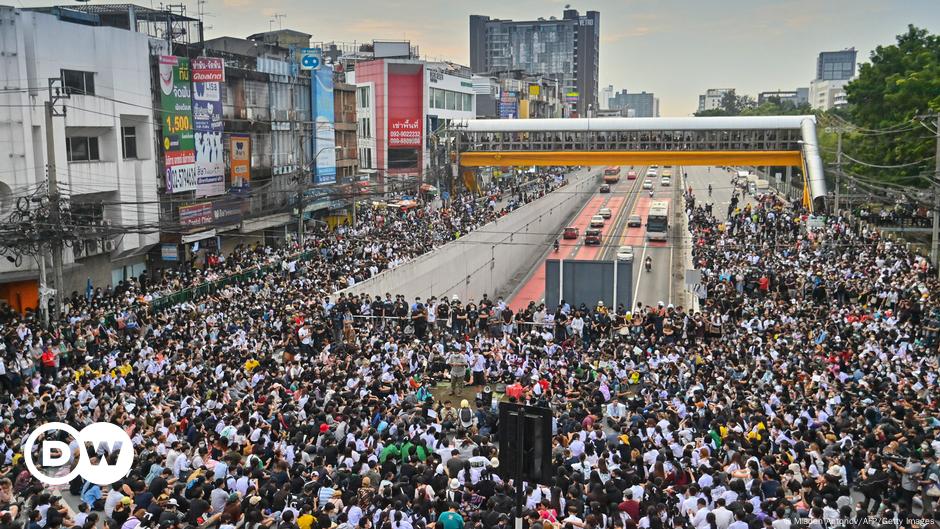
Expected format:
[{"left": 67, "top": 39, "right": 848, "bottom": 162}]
[{"left": 646, "top": 200, "right": 669, "bottom": 241}]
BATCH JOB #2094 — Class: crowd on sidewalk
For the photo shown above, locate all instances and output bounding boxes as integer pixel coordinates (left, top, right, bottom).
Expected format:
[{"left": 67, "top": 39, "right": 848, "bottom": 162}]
[{"left": 0, "top": 181, "right": 938, "bottom": 529}]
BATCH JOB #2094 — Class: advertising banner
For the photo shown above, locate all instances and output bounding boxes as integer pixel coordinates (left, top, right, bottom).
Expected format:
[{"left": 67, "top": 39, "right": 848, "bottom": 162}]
[
  {"left": 230, "top": 135, "right": 250, "bottom": 189},
  {"left": 193, "top": 58, "right": 225, "bottom": 198},
  {"left": 160, "top": 55, "right": 196, "bottom": 193},
  {"left": 191, "top": 57, "right": 225, "bottom": 82},
  {"left": 312, "top": 68, "right": 336, "bottom": 184},
  {"left": 388, "top": 70, "right": 423, "bottom": 148},
  {"left": 212, "top": 196, "right": 245, "bottom": 226},
  {"left": 499, "top": 91, "right": 518, "bottom": 119},
  {"left": 179, "top": 202, "right": 214, "bottom": 226}
]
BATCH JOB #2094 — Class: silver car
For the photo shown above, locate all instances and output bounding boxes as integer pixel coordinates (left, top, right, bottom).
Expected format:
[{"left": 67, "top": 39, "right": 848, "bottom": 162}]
[{"left": 616, "top": 245, "right": 634, "bottom": 262}]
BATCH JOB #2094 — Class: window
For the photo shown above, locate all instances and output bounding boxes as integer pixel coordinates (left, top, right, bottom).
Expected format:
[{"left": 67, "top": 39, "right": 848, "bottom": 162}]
[
  {"left": 61, "top": 69, "right": 95, "bottom": 95},
  {"left": 357, "top": 86, "right": 370, "bottom": 108},
  {"left": 66, "top": 136, "right": 100, "bottom": 162},
  {"left": 358, "top": 117, "right": 371, "bottom": 138},
  {"left": 121, "top": 126, "right": 138, "bottom": 159},
  {"left": 463, "top": 93, "right": 473, "bottom": 112},
  {"left": 445, "top": 91, "right": 455, "bottom": 110}
]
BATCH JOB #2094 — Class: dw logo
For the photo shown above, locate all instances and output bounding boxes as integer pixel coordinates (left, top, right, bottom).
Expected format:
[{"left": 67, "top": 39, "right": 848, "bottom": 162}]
[{"left": 24, "top": 422, "right": 134, "bottom": 486}]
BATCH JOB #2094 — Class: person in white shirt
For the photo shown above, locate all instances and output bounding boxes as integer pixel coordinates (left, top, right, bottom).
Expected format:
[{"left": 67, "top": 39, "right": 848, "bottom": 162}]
[
  {"left": 711, "top": 499, "right": 734, "bottom": 529},
  {"left": 690, "top": 499, "right": 710, "bottom": 529}
]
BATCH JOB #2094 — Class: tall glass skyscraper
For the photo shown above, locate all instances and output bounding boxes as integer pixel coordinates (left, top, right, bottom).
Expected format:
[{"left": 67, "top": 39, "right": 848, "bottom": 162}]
[{"left": 470, "top": 9, "right": 599, "bottom": 117}]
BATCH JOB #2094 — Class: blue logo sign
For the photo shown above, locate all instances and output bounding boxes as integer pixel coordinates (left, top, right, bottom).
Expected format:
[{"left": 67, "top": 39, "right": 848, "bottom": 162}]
[{"left": 301, "top": 48, "right": 321, "bottom": 70}]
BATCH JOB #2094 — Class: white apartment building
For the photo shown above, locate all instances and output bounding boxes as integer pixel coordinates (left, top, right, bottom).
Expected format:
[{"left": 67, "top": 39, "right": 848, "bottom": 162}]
[{"left": 0, "top": 6, "right": 159, "bottom": 310}]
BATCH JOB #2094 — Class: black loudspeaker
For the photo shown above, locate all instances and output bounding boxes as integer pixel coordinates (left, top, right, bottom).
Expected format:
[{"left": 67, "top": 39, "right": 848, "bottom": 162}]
[{"left": 498, "top": 402, "right": 553, "bottom": 485}]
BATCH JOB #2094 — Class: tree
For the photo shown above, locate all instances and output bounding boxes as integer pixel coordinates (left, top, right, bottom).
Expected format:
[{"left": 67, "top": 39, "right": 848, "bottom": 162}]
[
  {"left": 843, "top": 25, "right": 940, "bottom": 185},
  {"left": 693, "top": 90, "right": 757, "bottom": 116}
]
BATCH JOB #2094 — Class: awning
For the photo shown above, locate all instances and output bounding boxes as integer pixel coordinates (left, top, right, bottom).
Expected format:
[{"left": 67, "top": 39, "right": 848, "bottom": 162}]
[
  {"left": 181, "top": 229, "right": 217, "bottom": 244},
  {"left": 240, "top": 213, "right": 292, "bottom": 233},
  {"left": 110, "top": 242, "right": 158, "bottom": 263}
]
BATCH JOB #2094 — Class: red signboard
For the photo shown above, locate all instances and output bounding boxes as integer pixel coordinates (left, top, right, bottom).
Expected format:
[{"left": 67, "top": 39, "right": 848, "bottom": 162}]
[
  {"left": 191, "top": 57, "right": 225, "bottom": 83},
  {"left": 387, "top": 71, "right": 423, "bottom": 148},
  {"left": 179, "top": 202, "right": 214, "bottom": 226},
  {"left": 389, "top": 118, "right": 421, "bottom": 146}
]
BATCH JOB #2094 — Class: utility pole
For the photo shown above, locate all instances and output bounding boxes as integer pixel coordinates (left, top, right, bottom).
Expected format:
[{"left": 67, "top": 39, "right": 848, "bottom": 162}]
[
  {"left": 45, "top": 78, "right": 68, "bottom": 322},
  {"left": 931, "top": 113, "right": 940, "bottom": 277},
  {"left": 297, "top": 132, "right": 307, "bottom": 248},
  {"left": 835, "top": 130, "right": 843, "bottom": 216}
]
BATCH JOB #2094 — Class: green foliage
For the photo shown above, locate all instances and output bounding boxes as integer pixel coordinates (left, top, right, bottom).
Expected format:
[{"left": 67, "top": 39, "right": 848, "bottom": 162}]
[{"left": 843, "top": 25, "right": 940, "bottom": 186}]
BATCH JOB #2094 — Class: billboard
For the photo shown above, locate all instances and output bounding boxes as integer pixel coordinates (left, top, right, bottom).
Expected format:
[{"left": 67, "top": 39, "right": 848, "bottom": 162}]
[
  {"left": 499, "top": 91, "right": 518, "bottom": 118},
  {"left": 191, "top": 57, "right": 225, "bottom": 82},
  {"left": 160, "top": 56, "right": 196, "bottom": 193},
  {"left": 230, "top": 135, "right": 250, "bottom": 189},
  {"left": 312, "top": 68, "right": 336, "bottom": 184},
  {"left": 388, "top": 70, "right": 423, "bottom": 148},
  {"left": 179, "top": 202, "right": 214, "bottom": 226},
  {"left": 193, "top": 58, "right": 225, "bottom": 198},
  {"left": 373, "top": 40, "right": 411, "bottom": 59}
]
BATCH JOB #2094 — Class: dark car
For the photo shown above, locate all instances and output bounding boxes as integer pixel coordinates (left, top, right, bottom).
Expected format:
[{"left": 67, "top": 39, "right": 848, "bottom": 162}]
[
  {"left": 599, "top": 184, "right": 611, "bottom": 193},
  {"left": 627, "top": 214, "right": 642, "bottom": 227},
  {"left": 585, "top": 228, "right": 602, "bottom": 245}
]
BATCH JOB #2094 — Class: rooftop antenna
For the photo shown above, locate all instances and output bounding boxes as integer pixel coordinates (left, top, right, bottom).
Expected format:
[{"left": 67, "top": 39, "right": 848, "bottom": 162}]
[{"left": 271, "top": 13, "right": 285, "bottom": 31}]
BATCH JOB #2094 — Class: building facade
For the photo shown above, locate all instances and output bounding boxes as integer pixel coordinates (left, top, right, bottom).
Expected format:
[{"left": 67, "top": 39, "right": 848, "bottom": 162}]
[
  {"left": 0, "top": 5, "right": 166, "bottom": 311},
  {"left": 697, "top": 88, "right": 735, "bottom": 112},
  {"left": 609, "top": 91, "right": 659, "bottom": 117},
  {"left": 469, "top": 9, "right": 599, "bottom": 117},
  {"left": 348, "top": 59, "right": 475, "bottom": 193},
  {"left": 757, "top": 88, "right": 809, "bottom": 106},
  {"left": 472, "top": 73, "right": 568, "bottom": 119}
]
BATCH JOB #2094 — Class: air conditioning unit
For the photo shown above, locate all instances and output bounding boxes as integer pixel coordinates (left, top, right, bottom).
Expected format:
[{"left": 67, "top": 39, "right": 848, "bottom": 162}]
[
  {"left": 73, "top": 243, "right": 84, "bottom": 258},
  {"left": 104, "top": 240, "right": 114, "bottom": 252}
]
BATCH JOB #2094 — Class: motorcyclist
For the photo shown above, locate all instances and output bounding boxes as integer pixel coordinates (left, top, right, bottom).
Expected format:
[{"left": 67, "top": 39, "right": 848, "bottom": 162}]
[
  {"left": 554, "top": 239, "right": 560, "bottom": 252},
  {"left": 648, "top": 189, "right": 654, "bottom": 198},
  {"left": 645, "top": 256, "right": 652, "bottom": 271}
]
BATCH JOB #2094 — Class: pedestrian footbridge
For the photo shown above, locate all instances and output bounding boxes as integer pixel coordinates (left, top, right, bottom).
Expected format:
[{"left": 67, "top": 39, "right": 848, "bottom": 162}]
[{"left": 454, "top": 116, "right": 827, "bottom": 211}]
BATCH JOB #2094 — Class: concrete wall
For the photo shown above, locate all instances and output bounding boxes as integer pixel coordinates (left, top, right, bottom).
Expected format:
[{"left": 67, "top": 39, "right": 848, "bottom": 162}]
[{"left": 341, "top": 167, "right": 601, "bottom": 301}]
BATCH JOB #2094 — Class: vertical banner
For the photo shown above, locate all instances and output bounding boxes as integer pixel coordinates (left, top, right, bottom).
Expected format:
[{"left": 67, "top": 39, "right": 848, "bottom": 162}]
[
  {"left": 192, "top": 57, "right": 225, "bottom": 197},
  {"left": 387, "top": 69, "right": 423, "bottom": 150},
  {"left": 230, "top": 135, "right": 251, "bottom": 189},
  {"left": 312, "top": 67, "right": 336, "bottom": 184},
  {"left": 159, "top": 55, "right": 196, "bottom": 193}
]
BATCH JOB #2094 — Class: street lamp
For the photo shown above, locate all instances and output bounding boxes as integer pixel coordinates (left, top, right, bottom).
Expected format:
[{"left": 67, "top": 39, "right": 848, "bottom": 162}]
[{"left": 297, "top": 146, "right": 341, "bottom": 246}]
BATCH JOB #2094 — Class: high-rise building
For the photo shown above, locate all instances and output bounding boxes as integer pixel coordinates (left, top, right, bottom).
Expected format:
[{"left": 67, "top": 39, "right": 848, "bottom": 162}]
[
  {"left": 600, "top": 85, "right": 614, "bottom": 110},
  {"left": 809, "top": 48, "right": 857, "bottom": 111},
  {"left": 816, "top": 48, "right": 857, "bottom": 81},
  {"left": 469, "top": 9, "right": 600, "bottom": 117},
  {"left": 610, "top": 91, "right": 659, "bottom": 118}
]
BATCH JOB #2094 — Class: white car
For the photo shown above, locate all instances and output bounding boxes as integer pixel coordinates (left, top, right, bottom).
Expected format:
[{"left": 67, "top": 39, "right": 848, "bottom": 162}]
[
  {"left": 590, "top": 215, "right": 605, "bottom": 227},
  {"left": 661, "top": 177, "right": 671, "bottom": 187},
  {"left": 642, "top": 179, "right": 653, "bottom": 190},
  {"left": 616, "top": 246, "right": 634, "bottom": 262},
  {"left": 598, "top": 207, "right": 612, "bottom": 219}
]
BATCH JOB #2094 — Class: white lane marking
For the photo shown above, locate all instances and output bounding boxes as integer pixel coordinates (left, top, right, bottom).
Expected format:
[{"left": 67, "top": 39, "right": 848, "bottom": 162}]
[
  {"left": 668, "top": 243, "right": 674, "bottom": 305},
  {"left": 632, "top": 240, "right": 649, "bottom": 310}
]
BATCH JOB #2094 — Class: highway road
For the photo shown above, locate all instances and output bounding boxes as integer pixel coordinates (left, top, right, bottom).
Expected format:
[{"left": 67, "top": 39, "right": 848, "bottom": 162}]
[{"left": 508, "top": 165, "right": 766, "bottom": 313}]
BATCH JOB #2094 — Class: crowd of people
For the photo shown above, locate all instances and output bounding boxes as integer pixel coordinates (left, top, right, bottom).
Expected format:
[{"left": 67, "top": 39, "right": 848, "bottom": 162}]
[{"left": 0, "top": 171, "right": 938, "bottom": 529}]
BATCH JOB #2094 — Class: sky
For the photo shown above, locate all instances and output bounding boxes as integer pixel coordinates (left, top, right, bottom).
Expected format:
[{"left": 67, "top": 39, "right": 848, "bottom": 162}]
[{"left": 19, "top": 0, "right": 940, "bottom": 115}]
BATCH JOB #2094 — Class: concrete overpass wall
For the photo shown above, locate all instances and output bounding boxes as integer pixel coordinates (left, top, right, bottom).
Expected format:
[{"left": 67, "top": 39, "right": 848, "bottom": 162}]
[{"left": 340, "top": 168, "right": 601, "bottom": 301}]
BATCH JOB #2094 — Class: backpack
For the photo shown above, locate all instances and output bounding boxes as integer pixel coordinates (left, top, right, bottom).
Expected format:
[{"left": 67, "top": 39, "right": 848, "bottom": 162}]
[{"left": 459, "top": 408, "right": 473, "bottom": 427}]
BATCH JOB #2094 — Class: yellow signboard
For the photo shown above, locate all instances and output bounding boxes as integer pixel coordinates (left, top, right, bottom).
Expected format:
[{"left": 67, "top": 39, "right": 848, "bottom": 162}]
[{"left": 528, "top": 84, "right": 540, "bottom": 97}]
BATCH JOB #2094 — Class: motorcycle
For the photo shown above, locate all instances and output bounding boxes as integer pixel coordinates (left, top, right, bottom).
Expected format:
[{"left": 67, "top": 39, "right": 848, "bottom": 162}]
[
  {"left": 645, "top": 257, "right": 652, "bottom": 272},
  {"left": 554, "top": 240, "right": 560, "bottom": 252}
]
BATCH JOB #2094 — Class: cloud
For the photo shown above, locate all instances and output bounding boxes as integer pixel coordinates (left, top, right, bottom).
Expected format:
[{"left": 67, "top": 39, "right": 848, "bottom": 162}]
[{"left": 602, "top": 26, "right": 658, "bottom": 42}]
